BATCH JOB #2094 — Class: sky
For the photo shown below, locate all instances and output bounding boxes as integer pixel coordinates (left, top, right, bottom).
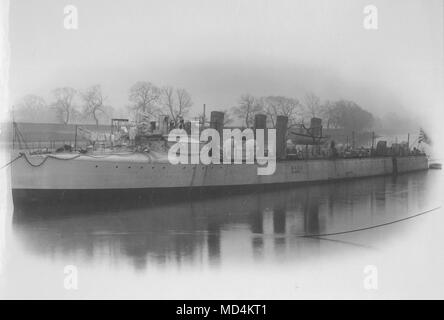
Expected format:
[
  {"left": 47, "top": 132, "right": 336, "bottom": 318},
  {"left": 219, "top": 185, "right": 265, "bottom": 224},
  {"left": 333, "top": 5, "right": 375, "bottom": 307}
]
[{"left": 8, "top": 0, "right": 444, "bottom": 129}]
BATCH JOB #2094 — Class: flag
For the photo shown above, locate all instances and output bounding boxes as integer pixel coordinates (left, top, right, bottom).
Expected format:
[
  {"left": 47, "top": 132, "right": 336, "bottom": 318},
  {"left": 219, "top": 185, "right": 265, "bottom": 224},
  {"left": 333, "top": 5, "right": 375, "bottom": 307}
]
[{"left": 418, "top": 128, "right": 431, "bottom": 145}]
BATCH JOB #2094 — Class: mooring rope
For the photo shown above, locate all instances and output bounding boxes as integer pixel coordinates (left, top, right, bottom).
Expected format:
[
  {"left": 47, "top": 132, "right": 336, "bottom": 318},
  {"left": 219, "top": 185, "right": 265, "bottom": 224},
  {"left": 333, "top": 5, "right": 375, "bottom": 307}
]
[
  {"left": 1, "top": 151, "right": 154, "bottom": 169},
  {"left": 302, "top": 205, "right": 441, "bottom": 238},
  {"left": 0, "top": 152, "right": 82, "bottom": 169},
  {"left": 0, "top": 153, "right": 24, "bottom": 170},
  {"left": 22, "top": 154, "right": 56, "bottom": 167}
]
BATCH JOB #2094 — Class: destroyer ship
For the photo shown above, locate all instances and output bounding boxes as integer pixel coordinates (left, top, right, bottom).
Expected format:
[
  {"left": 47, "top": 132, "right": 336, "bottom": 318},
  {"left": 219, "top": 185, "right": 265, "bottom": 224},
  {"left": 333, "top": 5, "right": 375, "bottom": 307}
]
[{"left": 9, "top": 112, "right": 428, "bottom": 203}]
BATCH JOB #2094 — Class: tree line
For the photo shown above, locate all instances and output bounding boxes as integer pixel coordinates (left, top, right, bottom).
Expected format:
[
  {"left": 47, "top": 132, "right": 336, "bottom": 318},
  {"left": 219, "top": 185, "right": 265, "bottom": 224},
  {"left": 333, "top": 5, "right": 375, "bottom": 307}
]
[
  {"left": 230, "top": 92, "right": 375, "bottom": 132},
  {"left": 13, "top": 82, "right": 193, "bottom": 127},
  {"left": 14, "top": 83, "right": 374, "bottom": 133},
  {"left": 127, "top": 81, "right": 192, "bottom": 124},
  {"left": 14, "top": 85, "right": 112, "bottom": 126}
]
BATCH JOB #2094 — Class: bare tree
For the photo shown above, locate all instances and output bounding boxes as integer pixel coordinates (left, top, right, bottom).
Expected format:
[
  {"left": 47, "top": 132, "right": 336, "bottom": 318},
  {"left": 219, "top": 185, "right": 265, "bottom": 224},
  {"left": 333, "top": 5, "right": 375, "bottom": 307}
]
[
  {"left": 320, "top": 100, "right": 338, "bottom": 129},
  {"left": 303, "top": 92, "right": 322, "bottom": 118},
  {"left": 81, "top": 85, "right": 110, "bottom": 126},
  {"left": 223, "top": 112, "right": 234, "bottom": 126},
  {"left": 160, "top": 86, "right": 193, "bottom": 122},
  {"left": 263, "top": 96, "right": 303, "bottom": 128},
  {"left": 176, "top": 88, "right": 192, "bottom": 118},
  {"left": 13, "top": 94, "right": 48, "bottom": 122},
  {"left": 128, "top": 81, "right": 161, "bottom": 119},
  {"left": 231, "top": 94, "right": 263, "bottom": 127},
  {"left": 160, "top": 86, "right": 175, "bottom": 120},
  {"left": 51, "top": 87, "right": 78, "bottom": 125}
]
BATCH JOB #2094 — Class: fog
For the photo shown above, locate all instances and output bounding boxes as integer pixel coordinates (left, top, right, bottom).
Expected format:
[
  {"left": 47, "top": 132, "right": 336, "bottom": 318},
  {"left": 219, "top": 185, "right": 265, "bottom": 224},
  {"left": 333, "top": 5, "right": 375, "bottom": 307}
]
[{"left": 6, "top": 0, "right": 444, "bottom": 152}]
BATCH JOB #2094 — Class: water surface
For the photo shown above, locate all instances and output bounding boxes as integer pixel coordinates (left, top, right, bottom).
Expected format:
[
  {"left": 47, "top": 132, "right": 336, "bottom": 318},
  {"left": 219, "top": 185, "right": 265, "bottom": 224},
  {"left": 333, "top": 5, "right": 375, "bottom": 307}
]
[{"left": 1, "top": 170, "right": 443, "bottom": 299}]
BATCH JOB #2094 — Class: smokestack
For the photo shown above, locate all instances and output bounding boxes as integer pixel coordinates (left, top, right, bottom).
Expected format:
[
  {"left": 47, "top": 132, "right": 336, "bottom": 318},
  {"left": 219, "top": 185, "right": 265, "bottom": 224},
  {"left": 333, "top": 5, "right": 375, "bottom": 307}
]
[
  {"left": 276, "top": 115, "right": 288, "bottom": 160},
  {"left": 210, "top": 111, "right": 224, "bottom": 137},
  {"left": 254, "top": 114, "right": 267, "bottom": 130},
  {"left": 310, "top": 117, "right": 322, "bottom": 137},
  {"left": 254, "top": 113, "right": 267, "bottom": 145}
]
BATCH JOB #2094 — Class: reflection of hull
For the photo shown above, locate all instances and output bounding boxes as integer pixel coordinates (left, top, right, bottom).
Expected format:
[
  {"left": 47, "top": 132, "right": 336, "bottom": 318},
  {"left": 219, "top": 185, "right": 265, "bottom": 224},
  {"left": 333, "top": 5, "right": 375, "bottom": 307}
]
[
  {"left": 429, "top": 163, "right": 442, "bottom": 170},
  {"left": 12, "top": 170, "right": 432, "bottom": 269},
  {"left": 11, "top": 153, "right": 428, "bottom": 202}
]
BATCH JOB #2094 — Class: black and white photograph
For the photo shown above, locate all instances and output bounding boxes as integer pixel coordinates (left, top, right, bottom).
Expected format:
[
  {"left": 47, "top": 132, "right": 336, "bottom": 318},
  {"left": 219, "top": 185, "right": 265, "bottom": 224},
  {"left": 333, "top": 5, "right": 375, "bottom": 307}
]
[{"left": 0, "top": 0, "right": 443, "bottom": 303}]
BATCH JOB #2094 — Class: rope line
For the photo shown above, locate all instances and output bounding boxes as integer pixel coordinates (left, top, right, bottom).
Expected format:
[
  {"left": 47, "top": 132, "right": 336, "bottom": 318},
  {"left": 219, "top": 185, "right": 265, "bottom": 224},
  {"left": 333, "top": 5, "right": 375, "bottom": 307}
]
[
  {"left": 21, "top": 154, "right": 52, "bottom": 167},
  {"left": 302, "top": 206, "right": 441, "bottom": 238},
  {"left": 0, "top": 153, "right": 24, "bottom": 170},
  {"left": 2, "top": 151, "right": 154, "bottom": 169}
]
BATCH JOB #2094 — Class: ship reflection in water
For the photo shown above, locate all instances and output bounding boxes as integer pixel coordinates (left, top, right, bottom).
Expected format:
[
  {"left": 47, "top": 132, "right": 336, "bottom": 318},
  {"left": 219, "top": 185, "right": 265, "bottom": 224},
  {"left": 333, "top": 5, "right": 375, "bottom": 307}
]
[
  {"left": 6, "top": 170, "right": 443, "bottom": 298},
  {"left": 12, "top": 170, "right": 439, "bottom": 267}
]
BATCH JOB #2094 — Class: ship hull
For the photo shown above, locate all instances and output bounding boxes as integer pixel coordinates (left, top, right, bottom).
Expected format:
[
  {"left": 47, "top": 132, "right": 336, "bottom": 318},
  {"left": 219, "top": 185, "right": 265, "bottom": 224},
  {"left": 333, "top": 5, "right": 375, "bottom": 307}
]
[{"left": 11, "top": 155, "right": 428, "bottom": 203}]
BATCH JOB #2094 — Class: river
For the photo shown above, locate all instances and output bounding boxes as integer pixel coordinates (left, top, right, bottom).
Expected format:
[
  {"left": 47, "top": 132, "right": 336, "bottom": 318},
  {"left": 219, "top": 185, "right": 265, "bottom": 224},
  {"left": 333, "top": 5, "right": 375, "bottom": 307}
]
[{"left": 0, "top": 170, "right": 443, "bottom": 299}]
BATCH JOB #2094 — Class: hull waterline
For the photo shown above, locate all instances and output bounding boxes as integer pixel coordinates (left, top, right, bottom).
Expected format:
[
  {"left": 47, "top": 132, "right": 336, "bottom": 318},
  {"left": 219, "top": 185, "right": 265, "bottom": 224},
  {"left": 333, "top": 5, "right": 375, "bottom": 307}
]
[{"left": 10, "top": 153, "right": 428, "bottom": 204}]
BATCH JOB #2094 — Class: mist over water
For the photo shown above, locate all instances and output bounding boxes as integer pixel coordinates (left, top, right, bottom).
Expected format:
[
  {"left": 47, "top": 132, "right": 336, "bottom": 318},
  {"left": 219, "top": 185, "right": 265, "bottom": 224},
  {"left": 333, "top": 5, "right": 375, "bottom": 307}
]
[{"left": 1, "top": 170, "right": 442, "bottom": 299}]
